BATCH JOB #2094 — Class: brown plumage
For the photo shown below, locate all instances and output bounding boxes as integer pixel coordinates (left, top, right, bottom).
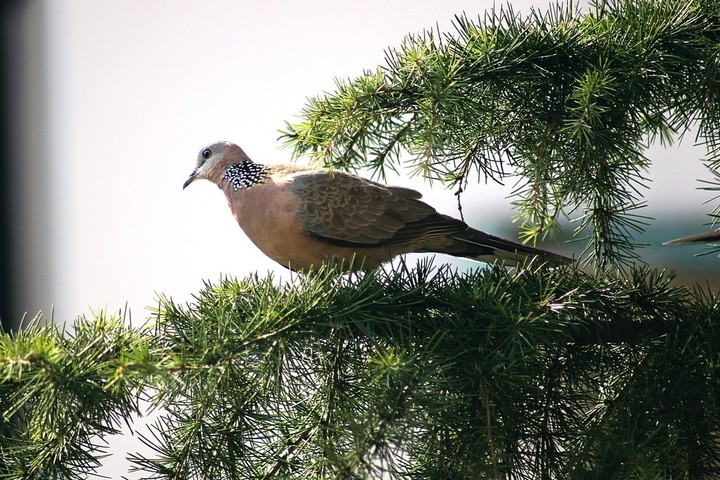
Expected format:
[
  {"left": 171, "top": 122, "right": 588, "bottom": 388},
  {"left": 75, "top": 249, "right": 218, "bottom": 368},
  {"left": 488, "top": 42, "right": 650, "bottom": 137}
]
[{"left": 183, "top": 141, "right": 570, "bottom": 271}]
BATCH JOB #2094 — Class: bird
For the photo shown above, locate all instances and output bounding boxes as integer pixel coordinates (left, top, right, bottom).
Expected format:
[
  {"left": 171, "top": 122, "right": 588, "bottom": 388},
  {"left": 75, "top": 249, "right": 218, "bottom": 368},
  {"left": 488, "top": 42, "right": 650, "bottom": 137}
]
[
  {"left": 665, "top": 231, "right": 720, "bottom": 245},
  {"left": 183, "top": 141, "right": 570, "bottom": 272}
]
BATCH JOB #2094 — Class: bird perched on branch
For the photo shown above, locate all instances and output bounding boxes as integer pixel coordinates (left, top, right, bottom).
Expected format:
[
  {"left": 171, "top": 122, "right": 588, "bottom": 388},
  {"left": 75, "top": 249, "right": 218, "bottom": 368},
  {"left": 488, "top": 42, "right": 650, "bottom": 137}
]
[{"left": 183, "top": 141, "right": 569, "bottom": 271}]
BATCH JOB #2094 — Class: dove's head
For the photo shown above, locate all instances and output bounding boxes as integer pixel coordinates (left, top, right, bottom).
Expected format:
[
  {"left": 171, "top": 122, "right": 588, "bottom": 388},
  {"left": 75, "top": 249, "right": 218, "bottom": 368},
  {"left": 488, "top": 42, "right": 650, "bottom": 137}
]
[{"left": 183, "top": 141, "right": 255, "bottom": 189}]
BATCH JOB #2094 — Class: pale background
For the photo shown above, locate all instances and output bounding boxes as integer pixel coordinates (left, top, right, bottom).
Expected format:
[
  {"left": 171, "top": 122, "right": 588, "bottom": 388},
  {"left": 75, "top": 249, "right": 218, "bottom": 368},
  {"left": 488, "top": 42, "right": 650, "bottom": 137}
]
[{"left": 6, "top": 0, "right": 716, "bottom": 475}]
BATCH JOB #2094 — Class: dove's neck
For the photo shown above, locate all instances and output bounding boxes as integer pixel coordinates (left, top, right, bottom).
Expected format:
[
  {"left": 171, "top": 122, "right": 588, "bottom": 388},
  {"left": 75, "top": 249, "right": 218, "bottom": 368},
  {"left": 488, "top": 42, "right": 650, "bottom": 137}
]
[{"left": 220, "top": 162, "right": 269, "bottom": 191}]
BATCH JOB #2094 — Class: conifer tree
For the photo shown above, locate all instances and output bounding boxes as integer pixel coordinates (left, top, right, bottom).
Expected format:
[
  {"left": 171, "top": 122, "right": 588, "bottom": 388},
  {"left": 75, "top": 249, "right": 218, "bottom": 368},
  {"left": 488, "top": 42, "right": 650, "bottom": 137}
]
[{"left": 2, "top": 0, "right": 720, "bottom": 478}]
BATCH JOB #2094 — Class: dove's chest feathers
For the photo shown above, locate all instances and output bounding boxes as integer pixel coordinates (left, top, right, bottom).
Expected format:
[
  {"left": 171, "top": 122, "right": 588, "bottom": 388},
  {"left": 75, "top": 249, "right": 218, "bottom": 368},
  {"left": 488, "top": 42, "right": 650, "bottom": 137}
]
[
  {"left": 223, "top": 168, "right": 300, "bottom": 247},
  {"left": 220, "top": 168, "right": 329, "bottom": 267},
  {"left": 223, "top": 169, "right": 393, "bottom": 270}
]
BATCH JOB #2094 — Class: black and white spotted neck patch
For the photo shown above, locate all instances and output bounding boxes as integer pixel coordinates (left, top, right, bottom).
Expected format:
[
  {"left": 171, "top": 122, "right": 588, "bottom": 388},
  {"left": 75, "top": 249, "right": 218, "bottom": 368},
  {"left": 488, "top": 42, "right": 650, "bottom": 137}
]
[{"left": 223, "top": 162, "right": 269, "bottom": 191}]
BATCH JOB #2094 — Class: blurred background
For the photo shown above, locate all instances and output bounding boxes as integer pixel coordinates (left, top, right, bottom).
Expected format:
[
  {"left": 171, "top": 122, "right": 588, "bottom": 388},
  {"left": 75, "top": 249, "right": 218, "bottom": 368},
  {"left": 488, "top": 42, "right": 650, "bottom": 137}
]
[
  {"left": 2, "top": 1, "right": 719, "bottom": 476},
  {"left": 2, "top": 0, "right": 717, "bottom": 330}
]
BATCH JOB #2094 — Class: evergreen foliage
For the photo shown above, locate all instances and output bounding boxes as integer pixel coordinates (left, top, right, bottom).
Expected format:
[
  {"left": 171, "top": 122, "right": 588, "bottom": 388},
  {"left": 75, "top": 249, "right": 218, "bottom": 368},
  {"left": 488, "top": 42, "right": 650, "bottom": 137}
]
[
  {"left": 2, "top": 0, "right": 720, "bottom": 478},
  {"left": 2, "top": 262, "right": 720, "bottom": 478},
  {"left": 283, "top": 0, "right": 720, "bottom": 267}
]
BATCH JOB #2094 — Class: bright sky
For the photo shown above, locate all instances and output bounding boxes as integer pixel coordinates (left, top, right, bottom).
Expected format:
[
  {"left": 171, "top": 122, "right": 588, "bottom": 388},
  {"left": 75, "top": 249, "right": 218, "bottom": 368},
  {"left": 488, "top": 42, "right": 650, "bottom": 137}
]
[{"left": 15, "top": 0, "right": 716, "bottom": 475}]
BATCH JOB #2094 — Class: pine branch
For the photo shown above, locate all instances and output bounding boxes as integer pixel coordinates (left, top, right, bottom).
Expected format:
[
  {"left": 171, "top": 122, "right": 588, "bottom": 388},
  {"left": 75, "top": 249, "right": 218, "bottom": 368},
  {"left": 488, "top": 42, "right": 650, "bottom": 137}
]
[
  {"left": 281, "top": 0, "right": 720, "bottom": 268},
  {"left": 0, "top": 312, "right": 149, "bottom": 479},
  {"left": 4, "top": 1, "right": 720, "bottom": 478},
  {"left": 3, "top": 261, "right": 720, "bottom": 478}
]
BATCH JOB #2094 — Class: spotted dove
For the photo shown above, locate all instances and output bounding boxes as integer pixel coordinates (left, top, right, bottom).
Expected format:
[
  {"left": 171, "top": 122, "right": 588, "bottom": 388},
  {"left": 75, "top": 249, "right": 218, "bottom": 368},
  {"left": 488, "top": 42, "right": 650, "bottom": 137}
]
[{"left": 183, "top": 141, "right": 569, "bottom": 271}]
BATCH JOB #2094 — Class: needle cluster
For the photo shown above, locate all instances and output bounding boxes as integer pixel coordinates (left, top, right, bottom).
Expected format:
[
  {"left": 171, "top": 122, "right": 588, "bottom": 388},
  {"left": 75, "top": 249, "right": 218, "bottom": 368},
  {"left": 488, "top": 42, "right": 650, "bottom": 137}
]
[
  {"left": 283, "top": 0, "right": 720, "bottom": 267},
  {"left": 2, "top": 261, "right": 720, "bottom": 478}
]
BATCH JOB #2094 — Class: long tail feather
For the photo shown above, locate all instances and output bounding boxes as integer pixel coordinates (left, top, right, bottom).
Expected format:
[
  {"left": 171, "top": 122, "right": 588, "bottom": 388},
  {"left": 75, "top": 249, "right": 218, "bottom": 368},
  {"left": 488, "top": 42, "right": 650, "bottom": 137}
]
[{"left": 451, "top": 228, "right": 571, "bottom": 266}]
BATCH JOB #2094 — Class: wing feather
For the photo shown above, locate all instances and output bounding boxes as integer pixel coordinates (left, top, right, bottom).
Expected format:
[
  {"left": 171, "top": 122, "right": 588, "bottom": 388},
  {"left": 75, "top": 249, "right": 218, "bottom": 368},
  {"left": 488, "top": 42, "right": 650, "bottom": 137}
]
[{"left": 292, "top": 171, "right": 466, "bottom": 247}]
